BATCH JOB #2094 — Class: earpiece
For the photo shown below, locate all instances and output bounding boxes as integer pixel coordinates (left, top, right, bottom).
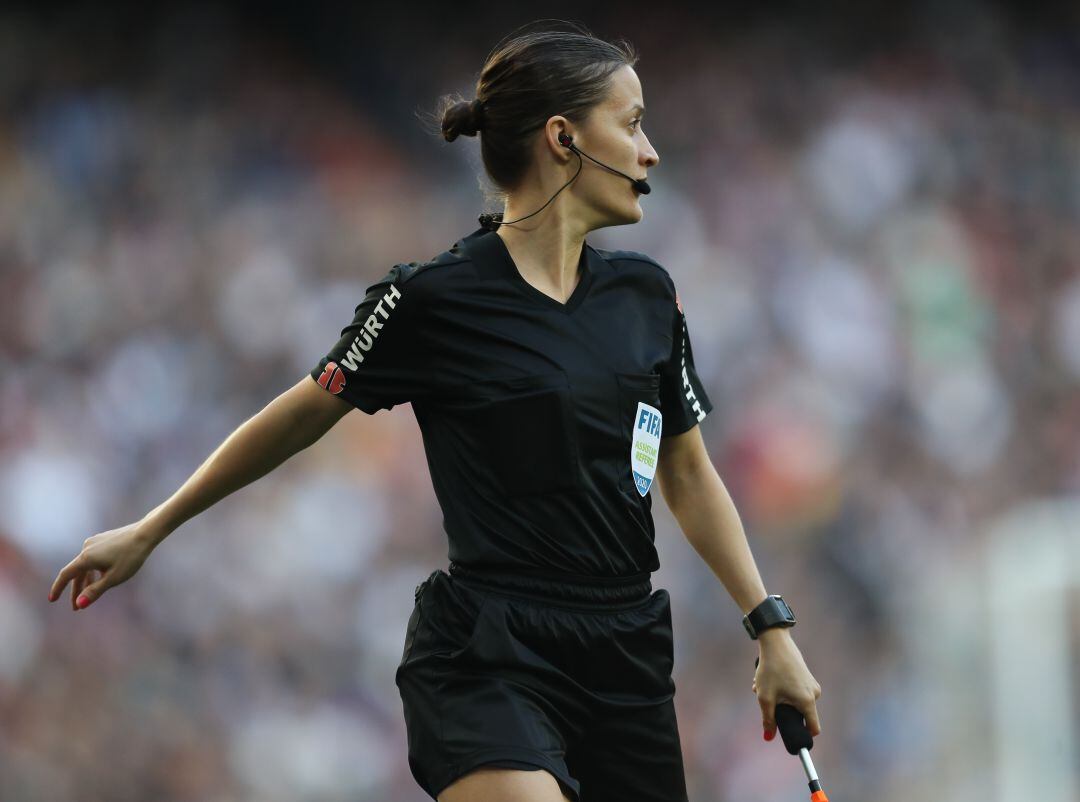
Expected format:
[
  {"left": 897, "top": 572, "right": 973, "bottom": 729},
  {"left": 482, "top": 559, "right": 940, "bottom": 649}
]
[{"left": 558, "top": 132, "right": 573, "bottom": 147}]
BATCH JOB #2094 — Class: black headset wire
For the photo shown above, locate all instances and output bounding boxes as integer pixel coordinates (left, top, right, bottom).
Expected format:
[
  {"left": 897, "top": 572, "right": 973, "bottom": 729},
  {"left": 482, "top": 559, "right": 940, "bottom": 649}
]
[{"left": 479, "top": 146, "right": 585, "bottom": 231}]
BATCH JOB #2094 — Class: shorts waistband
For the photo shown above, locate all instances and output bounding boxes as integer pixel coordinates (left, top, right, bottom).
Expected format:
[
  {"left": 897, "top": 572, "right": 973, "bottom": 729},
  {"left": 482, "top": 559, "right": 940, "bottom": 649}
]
[{"left": 447, "top": 561, "right": 652, "bottom": 608}]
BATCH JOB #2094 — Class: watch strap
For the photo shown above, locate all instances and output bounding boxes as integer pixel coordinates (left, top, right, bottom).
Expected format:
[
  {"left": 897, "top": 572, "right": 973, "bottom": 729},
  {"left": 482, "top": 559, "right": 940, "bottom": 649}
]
[{"left": 742, "top": 594, "right": 796, "bottom": 640}]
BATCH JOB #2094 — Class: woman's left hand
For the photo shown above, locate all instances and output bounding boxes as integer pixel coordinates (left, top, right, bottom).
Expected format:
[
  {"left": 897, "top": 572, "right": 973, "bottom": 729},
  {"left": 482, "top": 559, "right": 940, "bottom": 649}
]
[{"left": 751, "top": 629, "right": 822, "bottom": 741}]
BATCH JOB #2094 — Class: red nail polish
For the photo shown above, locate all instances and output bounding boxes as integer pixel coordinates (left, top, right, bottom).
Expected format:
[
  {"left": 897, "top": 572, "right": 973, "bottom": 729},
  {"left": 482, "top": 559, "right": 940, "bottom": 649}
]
[
  {"left": 77, "top": 596, "right": 89, "bottom": 608},
  {"left": 764, "top": 730, "right": 775, "bottom": 741}
]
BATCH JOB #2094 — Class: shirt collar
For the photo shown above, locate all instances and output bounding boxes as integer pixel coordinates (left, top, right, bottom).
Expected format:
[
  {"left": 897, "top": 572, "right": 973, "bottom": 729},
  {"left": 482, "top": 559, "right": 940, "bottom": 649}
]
[{"left": 457, "top": 227, "right": 597, "bottom": 313}]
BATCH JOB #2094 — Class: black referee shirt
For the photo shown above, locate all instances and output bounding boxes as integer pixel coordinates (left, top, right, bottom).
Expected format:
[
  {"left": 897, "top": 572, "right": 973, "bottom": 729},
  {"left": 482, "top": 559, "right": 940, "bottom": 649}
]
[{"left": 310, "top": 226, "right": 713, "bottom": 577}]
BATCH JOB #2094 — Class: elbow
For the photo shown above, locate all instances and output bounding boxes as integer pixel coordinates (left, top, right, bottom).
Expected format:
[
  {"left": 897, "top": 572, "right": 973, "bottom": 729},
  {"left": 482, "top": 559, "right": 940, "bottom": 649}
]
[{"left": 288, "top": 376, "right": 351, "bottom": 442}]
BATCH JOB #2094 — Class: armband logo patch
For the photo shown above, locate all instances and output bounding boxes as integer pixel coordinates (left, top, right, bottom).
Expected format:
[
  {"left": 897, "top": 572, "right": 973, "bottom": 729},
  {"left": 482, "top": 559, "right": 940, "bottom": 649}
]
[
  {"left": 630, "top": 401, "right": 662, "bottom": 497},
  {"left": 317, "top": 361, "right": 346, "bottom": 395}
]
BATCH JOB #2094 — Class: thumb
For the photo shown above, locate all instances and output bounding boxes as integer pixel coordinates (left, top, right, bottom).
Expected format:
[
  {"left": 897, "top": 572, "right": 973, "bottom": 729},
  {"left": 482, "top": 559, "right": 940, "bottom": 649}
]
[
  {"left": 77, "top": 574, "right": 112, "bottom": 609},
  {"left": 758, "top": 697, "right": 777, "bottom": 741}
]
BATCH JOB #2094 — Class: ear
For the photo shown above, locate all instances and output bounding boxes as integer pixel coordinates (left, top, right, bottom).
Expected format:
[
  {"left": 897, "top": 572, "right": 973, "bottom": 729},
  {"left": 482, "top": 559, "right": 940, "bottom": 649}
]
[{"left": 543, "top": 116, "right": 574, "bottom": 163}]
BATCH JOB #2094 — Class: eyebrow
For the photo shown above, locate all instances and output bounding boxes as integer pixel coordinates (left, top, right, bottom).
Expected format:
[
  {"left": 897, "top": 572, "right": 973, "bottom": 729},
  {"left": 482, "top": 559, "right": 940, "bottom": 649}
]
[{"left": 629, "top": 104, "right": 645, "bottom": 115}]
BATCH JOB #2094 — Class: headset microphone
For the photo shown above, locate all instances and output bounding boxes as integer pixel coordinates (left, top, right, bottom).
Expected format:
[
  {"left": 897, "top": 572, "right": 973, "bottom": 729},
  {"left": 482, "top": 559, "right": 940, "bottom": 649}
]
[
  {"left": 478, "top": 131, "right": 651, "bottom": 231},
  {"left": 558, "top": 132, "right": 651, "bottom": 194}
]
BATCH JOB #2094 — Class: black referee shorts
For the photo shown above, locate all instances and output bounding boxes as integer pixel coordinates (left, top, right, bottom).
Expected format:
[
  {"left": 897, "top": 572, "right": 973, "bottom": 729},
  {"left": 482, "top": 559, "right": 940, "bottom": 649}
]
[{"left": 394, "top": 562, "right": 689, "bottom": 802}]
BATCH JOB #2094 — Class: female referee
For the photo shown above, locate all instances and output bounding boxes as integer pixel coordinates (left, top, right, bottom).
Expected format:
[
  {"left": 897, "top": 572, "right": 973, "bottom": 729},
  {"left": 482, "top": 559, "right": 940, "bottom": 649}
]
[{"left": 48, "top": 23, "right": 823, "bottom": 802}]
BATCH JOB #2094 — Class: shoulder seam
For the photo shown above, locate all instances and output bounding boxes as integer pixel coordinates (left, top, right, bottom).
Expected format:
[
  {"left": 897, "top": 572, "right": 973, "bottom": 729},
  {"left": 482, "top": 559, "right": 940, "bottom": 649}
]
[
  {"left": 591, "top": 246, "right": 671, "bottom": 277},
  {"left": 394, "top": 255, "right": 470, "bottom": 284}
]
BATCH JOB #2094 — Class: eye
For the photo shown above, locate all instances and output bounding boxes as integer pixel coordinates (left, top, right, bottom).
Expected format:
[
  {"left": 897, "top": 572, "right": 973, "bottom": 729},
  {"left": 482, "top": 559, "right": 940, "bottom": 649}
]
[{"left": 629, "top": 118, "right": 642, "bottom": 130}]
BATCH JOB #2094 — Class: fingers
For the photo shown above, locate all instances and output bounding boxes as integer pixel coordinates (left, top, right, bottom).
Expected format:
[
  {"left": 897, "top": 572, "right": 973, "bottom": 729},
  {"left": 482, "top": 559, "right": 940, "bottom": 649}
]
[
  {"left": 758, "top": 696, "right": 776, "bottom": 741},
  {"left": 758, "top": 694, "right": 823, "bottom": 740},
  {"left": 806, "top": 682, "right": 823, "bottom": 737},
  {"left": 70, "top": 571, "right": 85, "bottom": 610},
  {"left": 77, "top": 572, "right": 113, "bottom": 609},
  {"left": 71, "top": 570, "right": 96, "bottom": 611},
  {"left": 49, "top": 554, "right": 88, "bottom": 603},
  {"left": 801, "top": 702, "right": 822, "bottom": 737},
  {"left": 769, "top": 701, "right": 822, "bottom": 739},
  {"left": 50, "top": 547, "right": 112, "bottom": 609}
]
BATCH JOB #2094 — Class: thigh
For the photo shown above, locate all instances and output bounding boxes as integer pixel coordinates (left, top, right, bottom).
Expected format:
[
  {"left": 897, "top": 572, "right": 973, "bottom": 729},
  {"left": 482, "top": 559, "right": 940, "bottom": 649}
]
[
  {"left": 567, "top": 696, "right": 690, "bottom": 802},
  {"left": 438, "top": 765, "right": 575, "bottom": 802}
]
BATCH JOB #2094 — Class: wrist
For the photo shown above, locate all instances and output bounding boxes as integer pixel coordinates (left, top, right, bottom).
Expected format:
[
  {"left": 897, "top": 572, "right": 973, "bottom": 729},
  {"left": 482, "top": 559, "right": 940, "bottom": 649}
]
[
  {"left": 136, "top": 513, "right": 172, "bottom": 549},
  {"left": 742, "top": 593, "right": 797, "bottom": 640},
  {"left": 757, "top": 626, "right": 793, "bottom": 647}
]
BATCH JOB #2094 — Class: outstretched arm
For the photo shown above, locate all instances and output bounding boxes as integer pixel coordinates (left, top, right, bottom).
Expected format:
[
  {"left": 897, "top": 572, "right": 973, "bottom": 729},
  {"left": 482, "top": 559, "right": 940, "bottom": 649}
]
[
  {"left": 139, "top": 375, "right": 352, "bottom": 545},
  {"left": 49, "top": 375, "right": 352, "bottom": 609}
]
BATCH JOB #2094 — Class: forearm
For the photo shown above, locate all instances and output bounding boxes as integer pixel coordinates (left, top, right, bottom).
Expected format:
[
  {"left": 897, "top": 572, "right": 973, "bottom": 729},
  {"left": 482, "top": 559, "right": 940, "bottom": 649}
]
[
  {"left": 665, "top": 462, "right": 770, "bottom": 617},
  {"left": 139, "top": 382, "right": 334, "bottom": 546}
]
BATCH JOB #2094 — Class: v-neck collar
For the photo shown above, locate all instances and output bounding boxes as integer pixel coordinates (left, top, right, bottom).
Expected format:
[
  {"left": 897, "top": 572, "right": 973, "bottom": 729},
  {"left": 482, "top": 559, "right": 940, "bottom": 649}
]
[{"left": 460, "top": 227, "right": 595, "bottom": 314}]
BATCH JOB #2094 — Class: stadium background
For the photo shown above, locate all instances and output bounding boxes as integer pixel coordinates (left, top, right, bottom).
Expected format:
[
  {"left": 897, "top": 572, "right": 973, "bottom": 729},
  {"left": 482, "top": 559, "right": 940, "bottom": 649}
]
[{"left": 1, "top": 3, "right": 1078, "bottom": 800}]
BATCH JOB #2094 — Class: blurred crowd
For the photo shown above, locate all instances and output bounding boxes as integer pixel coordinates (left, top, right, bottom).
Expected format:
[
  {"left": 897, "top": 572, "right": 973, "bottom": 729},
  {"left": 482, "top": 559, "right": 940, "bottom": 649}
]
[{"left": 2, "top": 4, "right": 1078, "bottom": 801}]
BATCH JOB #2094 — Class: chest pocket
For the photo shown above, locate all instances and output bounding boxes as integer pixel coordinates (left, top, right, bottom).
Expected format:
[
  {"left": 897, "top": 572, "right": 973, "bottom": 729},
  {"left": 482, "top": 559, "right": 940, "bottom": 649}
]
[
  {"left": 616, "top": 371, "right": 663, "bottom": 496},
  {"left": 453, "top": 371, "right": 582, "bottom": 497}
]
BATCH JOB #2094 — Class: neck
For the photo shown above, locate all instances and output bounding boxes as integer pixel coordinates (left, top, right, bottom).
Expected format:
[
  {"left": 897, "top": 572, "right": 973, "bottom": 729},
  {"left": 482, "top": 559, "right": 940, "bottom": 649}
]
[{"left": 495, "top": 193, "right": 591, "bottom": 303}]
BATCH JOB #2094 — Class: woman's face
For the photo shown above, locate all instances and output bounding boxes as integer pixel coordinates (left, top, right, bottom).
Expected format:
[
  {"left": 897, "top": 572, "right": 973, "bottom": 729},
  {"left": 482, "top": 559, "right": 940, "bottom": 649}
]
[{"left": 571, "top": 64, "right": 660, "bottom": 227}]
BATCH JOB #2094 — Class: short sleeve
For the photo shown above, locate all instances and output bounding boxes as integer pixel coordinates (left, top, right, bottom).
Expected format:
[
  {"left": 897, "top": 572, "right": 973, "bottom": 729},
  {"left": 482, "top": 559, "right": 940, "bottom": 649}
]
[
  {"left": 309, "top": 264, "right": 428, "bottom": 414},
  {"left": 658, "top": 282, "right": 713, "bottom": 437}
]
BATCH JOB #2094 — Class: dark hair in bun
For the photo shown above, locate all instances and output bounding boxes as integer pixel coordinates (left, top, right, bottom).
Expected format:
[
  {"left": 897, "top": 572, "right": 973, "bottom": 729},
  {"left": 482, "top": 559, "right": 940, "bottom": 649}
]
[
  {"left": 442, "top": 99, "right": 483, "bottom": 141},
  {"left": 426, "top": 20, "right": 637, "bottom": 195}
]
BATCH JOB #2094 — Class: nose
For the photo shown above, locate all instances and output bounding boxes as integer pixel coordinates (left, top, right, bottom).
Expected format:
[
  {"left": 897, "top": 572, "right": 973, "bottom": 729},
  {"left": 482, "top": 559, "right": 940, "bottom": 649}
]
[{"left": 641, "top": 135, "right": 659, "bottom": 170}]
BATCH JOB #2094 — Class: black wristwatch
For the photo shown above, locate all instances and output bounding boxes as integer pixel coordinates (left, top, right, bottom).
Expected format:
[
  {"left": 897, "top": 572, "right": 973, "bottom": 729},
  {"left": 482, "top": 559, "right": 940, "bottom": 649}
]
[{"left": 742, "top": 594, "right": 796, "bottom": 640}]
